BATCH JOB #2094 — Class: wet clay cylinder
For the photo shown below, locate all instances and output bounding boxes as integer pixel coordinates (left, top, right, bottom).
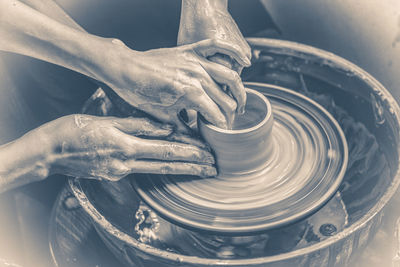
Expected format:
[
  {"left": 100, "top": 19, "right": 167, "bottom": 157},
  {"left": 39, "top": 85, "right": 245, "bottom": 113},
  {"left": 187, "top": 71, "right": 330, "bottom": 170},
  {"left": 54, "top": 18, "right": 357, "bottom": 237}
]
[
  {"left": 132, "top": 83, "right": 348, "bottom": 233},
  {"left": 198, "top": 89, "right": 274, "bottom": 175}
]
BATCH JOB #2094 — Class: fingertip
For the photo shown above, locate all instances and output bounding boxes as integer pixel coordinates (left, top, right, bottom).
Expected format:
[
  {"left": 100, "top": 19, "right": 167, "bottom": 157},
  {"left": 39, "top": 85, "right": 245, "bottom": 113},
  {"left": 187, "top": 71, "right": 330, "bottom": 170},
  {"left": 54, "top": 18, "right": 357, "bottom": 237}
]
[
  {"left": 236, "top": 96, "right": 246, "bottom": 115},
  {"left": 157, "top": 124, "right": 174, "bottom": 136},
  {"left": 231, "top": 47, "right": 251, "bottom": 68},
  {"left": 202, "top": 166, "right": 217, "bottom": 177},
  {"left": 230, "top": 54, "right": 249, "bottom": 68},
  {"left": 135, "top": 118, "right": 174, "bottom": 137},
  {"left": 210, "top": 39, "right": 250, "bottom": 68},
  {"left": 202, "top": 151, "right": 215, "bottom": 164},
  {"left": 214, "top": 112, "right": 229, "bottom": 129},
  {"left": 238, "top": 84, "right": 247, "bottom": 115},
  {"left": 243, "top": 57, "right": 251, "bottom": 67},
  {"left": 245, "top": 45, "right": 252, "bottom": 63},
  {"left": 153, "top": 127, "right": 173, "bottom": 136},
  {"left": 238, "top": 105, "right": 245, "bottom": 115},
  {"left": 161, "top": 123, "right": 174, "bottom": 131}
]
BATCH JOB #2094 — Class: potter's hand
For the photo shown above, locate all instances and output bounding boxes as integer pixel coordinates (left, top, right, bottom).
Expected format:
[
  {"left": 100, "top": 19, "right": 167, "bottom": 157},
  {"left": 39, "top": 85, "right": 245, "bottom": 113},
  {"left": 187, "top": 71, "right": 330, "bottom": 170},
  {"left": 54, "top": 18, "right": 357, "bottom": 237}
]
[
  {"left": 49, "top": 115, "right": 217, "bottom": 180},
  {"left": 99, "top": 39, "right": 250, "bottom": 130},
  {"left": 0, "top": 115, "right": 216, "bottom": 193},
  {"left": 0, "top": 1, "right": 247, "bottom": 130},
  {"left": 178, "top": 0, "right": 251, "bottom": 111}
]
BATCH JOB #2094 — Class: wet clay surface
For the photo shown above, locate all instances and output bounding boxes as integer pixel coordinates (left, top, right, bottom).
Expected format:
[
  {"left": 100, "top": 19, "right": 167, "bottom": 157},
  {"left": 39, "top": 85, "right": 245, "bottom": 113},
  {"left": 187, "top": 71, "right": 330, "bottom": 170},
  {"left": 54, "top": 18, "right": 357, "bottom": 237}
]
[
  {"left": 66, "top": 80, "right": 392, "bottom": 265},
  {"left": 230, "top": 91, "right": 268, "bottom": 130},
  {"left": 133, "top": 84, "right": 348, "bottom": 234}
]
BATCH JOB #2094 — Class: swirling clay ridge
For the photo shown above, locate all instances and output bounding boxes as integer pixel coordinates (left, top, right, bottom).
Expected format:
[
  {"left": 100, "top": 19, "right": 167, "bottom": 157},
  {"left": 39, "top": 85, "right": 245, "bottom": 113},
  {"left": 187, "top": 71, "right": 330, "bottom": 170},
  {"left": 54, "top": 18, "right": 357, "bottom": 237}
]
[{"left": 133, "top": 85, "right": 348, "bottom": 234}]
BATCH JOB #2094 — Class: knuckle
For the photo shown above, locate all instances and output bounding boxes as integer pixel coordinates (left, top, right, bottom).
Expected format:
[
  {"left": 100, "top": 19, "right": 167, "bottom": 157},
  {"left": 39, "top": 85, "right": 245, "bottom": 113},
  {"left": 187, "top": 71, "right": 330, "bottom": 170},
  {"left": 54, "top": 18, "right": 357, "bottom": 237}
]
[
  {"left": 183, "top": 79, "right": 203, "bottom": 94},
  {"left": 124, "top": 142, "right": 138, "bottom": 157},
  {"left": 191, "top": 93, "right": 208, "bottom": 107},
  {"left": 184, "top": 145, "right": 198, "bottom": 157},
  {"left": 160, "top": 164, "right": 173, "bottom": 174},
  {"left": 162, "top": 149, "right": 173, "bottom": 159},
  {"left": 210, "top": 38, "right": 218, "bottom": 47},
  {"left": 110, "top": 161, "right": 129, "bottom": 176}
]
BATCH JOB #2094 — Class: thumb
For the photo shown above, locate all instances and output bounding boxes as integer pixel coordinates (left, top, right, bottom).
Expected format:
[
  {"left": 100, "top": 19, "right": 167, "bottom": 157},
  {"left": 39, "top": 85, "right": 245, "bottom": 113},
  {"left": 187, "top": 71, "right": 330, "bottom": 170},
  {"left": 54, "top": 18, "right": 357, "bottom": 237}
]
[{"left": 193, "top": 39, "right": 251, "bottom": 67}]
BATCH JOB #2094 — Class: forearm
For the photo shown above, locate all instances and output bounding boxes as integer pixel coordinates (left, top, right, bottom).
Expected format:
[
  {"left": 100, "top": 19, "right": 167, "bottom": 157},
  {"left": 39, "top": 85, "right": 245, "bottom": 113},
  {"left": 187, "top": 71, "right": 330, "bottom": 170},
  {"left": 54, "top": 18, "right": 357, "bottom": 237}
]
[
  {"left": 0, "top": 127, "right": 54, "bottom": 193},
  {"left": 181, "top": 0, "right": 227, "bottom": 11},
  {"left": 179, "top": 0, "right": 231, "bottom": 45},
  {"left": 0, "top": 0, "right": 112, "bottom": 81}
]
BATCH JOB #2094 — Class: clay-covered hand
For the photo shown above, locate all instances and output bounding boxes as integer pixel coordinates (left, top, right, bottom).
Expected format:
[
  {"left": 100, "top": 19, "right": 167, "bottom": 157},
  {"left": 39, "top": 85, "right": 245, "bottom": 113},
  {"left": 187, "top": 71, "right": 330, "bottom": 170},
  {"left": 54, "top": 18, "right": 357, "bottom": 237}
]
[
  {"left": 99, "top": 39, "right": 250, "bottom": 130},
  {"left": 177, "top": 0, "right": 251, "bottom": 119},
  {"left": 178, "top": 0, "right": 251, "bottom": 77},
  {"left": 45, "top": 115, "right": 216, "bottom": 181}
]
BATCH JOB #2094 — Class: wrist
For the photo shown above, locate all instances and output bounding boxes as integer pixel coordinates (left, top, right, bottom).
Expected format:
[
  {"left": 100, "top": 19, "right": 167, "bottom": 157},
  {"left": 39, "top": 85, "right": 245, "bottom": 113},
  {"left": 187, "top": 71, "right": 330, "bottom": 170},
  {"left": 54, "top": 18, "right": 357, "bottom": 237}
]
[
  {"left": 182, "top": 0, "right": 227, "bottom": 11},
  {"left": 180, "top": 0, "right": 228, "bottom": 23},
  {"left": 38, "top": 115, "right": 77, "bottom": 177},
  {"left": 23, "top": 123, "right": 56, "bottom": 179},
  {"left": 87, "top": 36, "right": 142, "bottom": 89},
  {"left": 76, "top": 34, "right": 122, "bottom": 82},
  {"left": 0, "top": 125, "right": 54, "bottom": 190}
]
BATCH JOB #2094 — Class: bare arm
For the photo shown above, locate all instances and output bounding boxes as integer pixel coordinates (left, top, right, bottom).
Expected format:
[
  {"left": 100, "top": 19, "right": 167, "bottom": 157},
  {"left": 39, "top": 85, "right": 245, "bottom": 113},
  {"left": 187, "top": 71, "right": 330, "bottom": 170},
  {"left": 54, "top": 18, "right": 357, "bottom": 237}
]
[
  {"left": 0, "top": 0, "right": 249, "bottom": 129},
  {"left": 0, "top": 124, "right": 53, "bottom": 193},
  {"left": 0, "top": 0, "right": 114, "bottom": 80},
  {"left": 0, "top": 115, "right": 216, "bottom": 194}
]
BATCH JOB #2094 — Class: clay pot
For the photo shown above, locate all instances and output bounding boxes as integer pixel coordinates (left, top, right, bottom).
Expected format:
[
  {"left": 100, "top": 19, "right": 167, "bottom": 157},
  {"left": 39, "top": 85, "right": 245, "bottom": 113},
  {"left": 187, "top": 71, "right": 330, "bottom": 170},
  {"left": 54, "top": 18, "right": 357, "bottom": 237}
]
[
  {"left": 70, "top": 38, "right": 400, "bottom": 266},
  {"left": 198, "top": 88, "right": 274, "bottom": 175}
]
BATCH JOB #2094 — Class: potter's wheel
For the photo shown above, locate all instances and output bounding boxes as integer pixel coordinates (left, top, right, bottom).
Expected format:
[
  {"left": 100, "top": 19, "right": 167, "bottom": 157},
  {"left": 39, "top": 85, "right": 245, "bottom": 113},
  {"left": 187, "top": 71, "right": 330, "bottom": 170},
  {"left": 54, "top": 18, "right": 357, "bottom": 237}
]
[{"left": 133, "top": 84, "right": 348, "bottom": 234}]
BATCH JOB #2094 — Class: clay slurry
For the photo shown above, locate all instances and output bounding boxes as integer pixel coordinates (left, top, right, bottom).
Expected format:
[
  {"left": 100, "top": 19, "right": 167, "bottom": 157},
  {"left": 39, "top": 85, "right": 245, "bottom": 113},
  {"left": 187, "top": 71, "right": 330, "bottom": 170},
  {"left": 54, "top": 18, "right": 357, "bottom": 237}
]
[{"left": 231, "top": 92, "right": 268, "bottom": 130}]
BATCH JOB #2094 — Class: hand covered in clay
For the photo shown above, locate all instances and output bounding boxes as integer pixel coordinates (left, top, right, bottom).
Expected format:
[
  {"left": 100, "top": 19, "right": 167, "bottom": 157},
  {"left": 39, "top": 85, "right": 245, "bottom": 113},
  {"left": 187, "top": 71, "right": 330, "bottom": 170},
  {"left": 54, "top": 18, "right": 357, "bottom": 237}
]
[
  {"left": 177, "top": 0, "right": 251, "bottom": 125},
  {"left": 178, "top": 0, "right": 251, "bottom": 78},
  {"left": 0, "top": 0, "right": 249, "bottom": 130},
  {"left": 46, "top": 115, "right": 216, "bottom": 181},
  {"left": 0, "top": 114, "right": 216, "bottom": 188},
  {"left": 99, "top": 39, "right": 250, "bottom": 131},
  {"left": 0, "top": 115, "right": 216, "bottom": 192}
]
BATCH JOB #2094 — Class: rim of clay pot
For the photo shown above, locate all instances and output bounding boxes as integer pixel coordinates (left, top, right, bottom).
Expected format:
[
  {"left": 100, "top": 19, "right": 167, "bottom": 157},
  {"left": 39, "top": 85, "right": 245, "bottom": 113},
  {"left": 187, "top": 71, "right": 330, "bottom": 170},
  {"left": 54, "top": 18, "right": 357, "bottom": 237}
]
[
  {"left": 69, "top": 38, "right": 400, "bottom": 265},
  {"left": 134, "top": 82, "right": 348, "bottom": 234},
  {"left": 199, "top": 88, "right": 272, "bottom": 134}
]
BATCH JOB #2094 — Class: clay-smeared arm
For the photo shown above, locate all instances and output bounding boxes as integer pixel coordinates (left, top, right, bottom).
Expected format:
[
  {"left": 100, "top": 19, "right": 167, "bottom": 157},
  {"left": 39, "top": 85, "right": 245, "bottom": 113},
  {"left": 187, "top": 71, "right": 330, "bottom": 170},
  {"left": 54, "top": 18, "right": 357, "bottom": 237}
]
[
  {"left": 0, "top": 115, "right": 216, "bottom": 193},
  {"left": 0, "top": 0, "right": 249, "bottom": 129},
  {"left": 0, "top": 0, "right": 108, "bottom": 81}
]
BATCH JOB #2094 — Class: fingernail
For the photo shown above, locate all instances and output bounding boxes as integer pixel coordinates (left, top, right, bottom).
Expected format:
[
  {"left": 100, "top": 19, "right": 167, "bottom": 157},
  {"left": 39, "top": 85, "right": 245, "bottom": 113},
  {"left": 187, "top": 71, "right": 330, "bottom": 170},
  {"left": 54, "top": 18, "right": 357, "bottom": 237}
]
[
  {"left": 161, "top": 124, "right": 174, "bottom": 131},
  {"left": 203, "top": 152, "right": 215, "bottom": 164},
  {"left": 238, "top": 105, "right": 245, "bottom": 115},
  {"left": 244, "top": 57, "right": 251, "bottom": 67}
]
